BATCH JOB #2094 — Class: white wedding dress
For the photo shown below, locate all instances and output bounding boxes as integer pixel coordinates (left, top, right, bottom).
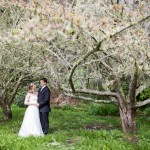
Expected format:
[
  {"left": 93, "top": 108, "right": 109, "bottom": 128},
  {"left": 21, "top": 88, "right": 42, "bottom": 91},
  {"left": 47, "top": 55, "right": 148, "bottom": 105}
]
[{"left": 18, "top": 95, "right": 44, "bottom": 137}]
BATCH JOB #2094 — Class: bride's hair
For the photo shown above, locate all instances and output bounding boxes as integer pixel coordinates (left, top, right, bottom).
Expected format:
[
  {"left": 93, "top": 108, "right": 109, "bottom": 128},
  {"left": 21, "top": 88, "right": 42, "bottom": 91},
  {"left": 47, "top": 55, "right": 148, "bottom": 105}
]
[{"left": 28, "top": 83, "right": 35, "bottom": 93}]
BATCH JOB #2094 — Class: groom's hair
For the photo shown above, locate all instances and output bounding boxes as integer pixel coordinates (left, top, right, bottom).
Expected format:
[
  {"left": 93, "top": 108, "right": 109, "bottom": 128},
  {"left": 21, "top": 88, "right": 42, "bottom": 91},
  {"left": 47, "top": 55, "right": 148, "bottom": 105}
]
[{"left": 40, "top": 78, "right": 47, "bottom": 83}]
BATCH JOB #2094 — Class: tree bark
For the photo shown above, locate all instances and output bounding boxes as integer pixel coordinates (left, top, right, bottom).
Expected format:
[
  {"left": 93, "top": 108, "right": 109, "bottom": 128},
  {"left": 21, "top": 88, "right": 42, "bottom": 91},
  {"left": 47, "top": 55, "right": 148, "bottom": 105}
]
[
  {"left": 0, "top": 74, "right": 25, "bottom": 120},
  {"left": 118, "top": 104, "right": 136, "bottom": 133},
  {"left": 1, "top": 103, "right": 12, "bottom": 120},
  {"left": 115, "top": 74, "right": 137, "bottom": 133},
  {"left": 125, "top": 62, "right": 138, "bottom": 133},
  {"left": 116, "top": 94, "right": 136, "bottom": 133}
]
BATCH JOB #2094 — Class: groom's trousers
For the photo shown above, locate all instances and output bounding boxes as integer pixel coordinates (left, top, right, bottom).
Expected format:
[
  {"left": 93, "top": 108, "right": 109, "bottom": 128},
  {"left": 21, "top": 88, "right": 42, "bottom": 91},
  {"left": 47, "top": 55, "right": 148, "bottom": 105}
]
[{"left": 40, "top": 112, "right": 49, "bottom": 134}]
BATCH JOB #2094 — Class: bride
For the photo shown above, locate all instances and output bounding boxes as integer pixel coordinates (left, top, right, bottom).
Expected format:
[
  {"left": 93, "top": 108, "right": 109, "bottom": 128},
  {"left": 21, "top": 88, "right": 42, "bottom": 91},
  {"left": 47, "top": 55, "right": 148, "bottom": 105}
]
[{"left": 18, "top": 83, "right": 44, "bottom": 137}]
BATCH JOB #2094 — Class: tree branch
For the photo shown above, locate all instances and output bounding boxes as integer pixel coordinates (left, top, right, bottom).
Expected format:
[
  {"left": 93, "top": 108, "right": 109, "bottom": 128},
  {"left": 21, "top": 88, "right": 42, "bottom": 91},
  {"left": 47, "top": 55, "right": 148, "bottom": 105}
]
[
  {"left": 68, "top": 42, "right": 102, "bottom": 92},
  {"left": 68, "top": 14, "right": 150, "bottom": 93},
  {"left": 65, "top": 93, "right": 117, "bottom": 104},
  {"left": 110, "top": 0, "right": 113, "bottom": 5},
  {"left": 135, "top": 99, "right": 150, "bottom": 108},
  {"left": 0, "top": 75, "right": 14, "bottom": 98},
  {"left": 71, "top": 0, "right": 77, "bottom": 8},
  {"left": 100, "top": 61, "right": 113, "bottom": 72},
  {"left": 63, "top": 88, "right": 117, "bottom": 97},
  {"left": 128, "top": 61, "right": 138, "bottom": 105},
  {"left": 9, "top": 74, "right": 25, "bottom": 105},
  {"left": 136, "top": 83, "right": 150, "bottom": 96}
]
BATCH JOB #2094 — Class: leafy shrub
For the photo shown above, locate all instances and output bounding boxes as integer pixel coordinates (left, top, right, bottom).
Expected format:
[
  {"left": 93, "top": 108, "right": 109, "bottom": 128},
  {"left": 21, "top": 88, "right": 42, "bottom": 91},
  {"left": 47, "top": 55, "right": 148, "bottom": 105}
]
[
  {"left": 61, "top": 105, "right": 75, "bottom": 111},
  {"left": 137, "top": 87, "right": 150, "bottom": 101},
  {"left": 87, "top": 103, "right": 101, "bottom": 115},
  {"left": 53, "top": 105, "right": 75, "bottom": 111},
  {"left": 87, "top": 103, "right": 119, "bottom": 116},
  {"left": 136, "top": 87, "right": 150, "bottom": 115},
  {"left": 143, "top": 107, "right": 150, "bottom": 115},
  {"left": 14, "top": 92, "right": 26, "bottom": 107},
  {"left": 52, "top": 105, "right": 62, "bottom": 109}
]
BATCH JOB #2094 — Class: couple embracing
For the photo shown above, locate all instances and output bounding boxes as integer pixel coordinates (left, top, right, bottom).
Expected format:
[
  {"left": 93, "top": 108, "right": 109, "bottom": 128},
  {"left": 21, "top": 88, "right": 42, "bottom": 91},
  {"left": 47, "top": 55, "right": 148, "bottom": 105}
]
[{"left": 18, "top": 78, "right": 51, "bottom": 137}]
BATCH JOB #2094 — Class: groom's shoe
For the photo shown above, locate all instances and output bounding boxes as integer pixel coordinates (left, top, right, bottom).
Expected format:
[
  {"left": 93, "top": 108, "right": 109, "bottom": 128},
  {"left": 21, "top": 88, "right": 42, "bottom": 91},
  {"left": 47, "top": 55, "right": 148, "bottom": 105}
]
[{"left": 44, "top": 132, "right": 48, "bottom": 135}]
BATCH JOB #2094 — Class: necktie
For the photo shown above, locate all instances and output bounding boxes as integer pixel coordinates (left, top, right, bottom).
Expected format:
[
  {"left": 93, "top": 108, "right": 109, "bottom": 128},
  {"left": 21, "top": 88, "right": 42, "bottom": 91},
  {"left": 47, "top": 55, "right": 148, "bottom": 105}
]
[{"left": 40, "top": 87, "right": 43, "bottom": 92}]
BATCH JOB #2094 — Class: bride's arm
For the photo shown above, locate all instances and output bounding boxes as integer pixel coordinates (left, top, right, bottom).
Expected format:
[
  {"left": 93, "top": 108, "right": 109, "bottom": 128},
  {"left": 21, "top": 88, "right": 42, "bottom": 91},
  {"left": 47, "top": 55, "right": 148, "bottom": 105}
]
[{"left": 24, "top": 93, "right": 38, "bottom": 106}]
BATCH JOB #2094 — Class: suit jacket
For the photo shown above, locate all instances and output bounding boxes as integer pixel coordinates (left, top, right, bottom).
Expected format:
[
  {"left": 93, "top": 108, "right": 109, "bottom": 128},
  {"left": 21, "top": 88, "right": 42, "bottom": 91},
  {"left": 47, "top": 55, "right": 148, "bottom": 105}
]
[{"left": 38, "top": 86, "right": 51, "bottom": 112}]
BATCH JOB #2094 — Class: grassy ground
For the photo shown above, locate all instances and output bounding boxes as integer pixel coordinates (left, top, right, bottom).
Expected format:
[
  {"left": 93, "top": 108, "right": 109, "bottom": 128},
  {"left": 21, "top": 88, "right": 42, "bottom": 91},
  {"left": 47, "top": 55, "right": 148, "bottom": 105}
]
[{"left": 0, "top": 105, "right": 150, "bottom": 150}]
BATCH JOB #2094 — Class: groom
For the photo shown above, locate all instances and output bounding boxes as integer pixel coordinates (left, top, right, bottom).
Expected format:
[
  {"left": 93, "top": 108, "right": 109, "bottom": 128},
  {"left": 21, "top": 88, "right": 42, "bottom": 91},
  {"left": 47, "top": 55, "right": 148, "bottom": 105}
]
[{"left": 38, "top": 78, "right": 51, "bottom": 135}]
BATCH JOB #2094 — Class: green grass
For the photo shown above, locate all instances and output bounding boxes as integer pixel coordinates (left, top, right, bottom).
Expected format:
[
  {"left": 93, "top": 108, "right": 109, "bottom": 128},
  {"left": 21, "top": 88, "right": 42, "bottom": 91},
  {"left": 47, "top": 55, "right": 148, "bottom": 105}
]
[{"left": 0, "top": 105, "right": 150, "bottom": 150}]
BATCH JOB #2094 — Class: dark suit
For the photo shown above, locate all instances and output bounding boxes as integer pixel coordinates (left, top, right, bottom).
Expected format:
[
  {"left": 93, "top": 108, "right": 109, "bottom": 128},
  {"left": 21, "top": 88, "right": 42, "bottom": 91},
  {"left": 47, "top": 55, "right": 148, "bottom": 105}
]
[{"left": 38, "top": 86, "right": 51, "bottom": 134}]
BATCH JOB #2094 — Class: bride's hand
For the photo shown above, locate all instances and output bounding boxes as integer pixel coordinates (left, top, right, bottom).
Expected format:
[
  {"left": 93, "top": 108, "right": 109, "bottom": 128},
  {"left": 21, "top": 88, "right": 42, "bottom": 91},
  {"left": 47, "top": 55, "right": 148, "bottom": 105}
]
[
  {"left": 36, "top": 103, "right": 39, "bottom": 107},
  {"left": 32, "top": 102, "right": 39, "bottom": 107}
]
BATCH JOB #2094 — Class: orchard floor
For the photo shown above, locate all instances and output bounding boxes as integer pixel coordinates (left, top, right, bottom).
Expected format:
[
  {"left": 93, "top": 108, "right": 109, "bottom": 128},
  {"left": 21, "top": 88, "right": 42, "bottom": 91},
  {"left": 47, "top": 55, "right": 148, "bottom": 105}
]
[{"left": 0, "top": 105, "right": 150, "bottom": 150}]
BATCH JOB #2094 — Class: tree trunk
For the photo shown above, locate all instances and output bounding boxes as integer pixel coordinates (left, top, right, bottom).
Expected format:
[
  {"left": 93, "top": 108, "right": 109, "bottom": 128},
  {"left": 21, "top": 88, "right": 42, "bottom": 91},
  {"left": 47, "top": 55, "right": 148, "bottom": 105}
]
[
  {"left": 116, "top": 91, "right": 136, "bottom": 133},
  {"left": 127, "top": 105, "right": 136, "bottom": 132},
  {"left": 0, "top": 74, "right": 24, "bottom": 120},
  {"left": 119, "top": 104, "right": 136, "bottom": 133},
  {"left": 1, "top": 104, "right": 12, "bottom": 120}
]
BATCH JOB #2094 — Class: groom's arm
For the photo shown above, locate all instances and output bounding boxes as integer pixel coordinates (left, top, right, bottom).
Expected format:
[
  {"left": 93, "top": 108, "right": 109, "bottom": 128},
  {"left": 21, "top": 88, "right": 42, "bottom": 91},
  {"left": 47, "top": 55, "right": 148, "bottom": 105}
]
[{"left": 39, "top": 89, "right": 50, "bottom": 107}]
